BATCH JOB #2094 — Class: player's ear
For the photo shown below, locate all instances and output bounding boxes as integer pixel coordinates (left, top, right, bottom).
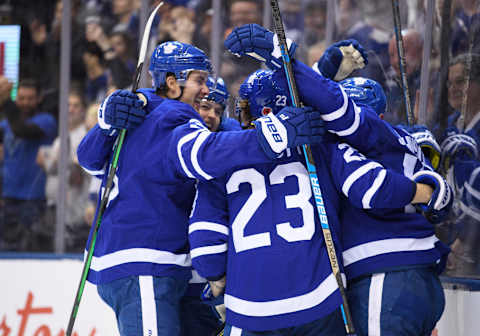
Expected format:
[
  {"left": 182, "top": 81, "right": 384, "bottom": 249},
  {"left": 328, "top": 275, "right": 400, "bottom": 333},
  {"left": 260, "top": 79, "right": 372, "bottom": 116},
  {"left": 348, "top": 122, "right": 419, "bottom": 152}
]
[
  {"left": 379, "top": 113, "right": 384, "bottom": 120},
  {"left": 165, "top": 75, "right": 181, "bottom": 98}
]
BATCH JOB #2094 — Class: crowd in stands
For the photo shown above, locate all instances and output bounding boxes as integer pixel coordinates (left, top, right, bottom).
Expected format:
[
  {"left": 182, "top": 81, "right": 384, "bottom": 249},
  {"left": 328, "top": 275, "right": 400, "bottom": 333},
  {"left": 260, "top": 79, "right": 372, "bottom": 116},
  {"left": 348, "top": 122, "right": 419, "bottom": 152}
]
[{"left": 0, "top": 0, "right": 479, "bottom": 281}]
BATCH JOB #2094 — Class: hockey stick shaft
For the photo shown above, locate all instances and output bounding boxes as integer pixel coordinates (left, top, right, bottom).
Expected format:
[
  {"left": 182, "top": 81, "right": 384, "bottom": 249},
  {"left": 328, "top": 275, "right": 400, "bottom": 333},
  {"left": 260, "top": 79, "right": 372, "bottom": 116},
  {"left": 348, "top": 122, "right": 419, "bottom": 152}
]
[
  {"left": 65, "top": 3, "right": 163, "bottom": 335},
  {"left": 391, "top": 0, "right": 415, "bottom": 126},
  {"left": 270, "top": 1, "right": 356, "bottom": 334}
]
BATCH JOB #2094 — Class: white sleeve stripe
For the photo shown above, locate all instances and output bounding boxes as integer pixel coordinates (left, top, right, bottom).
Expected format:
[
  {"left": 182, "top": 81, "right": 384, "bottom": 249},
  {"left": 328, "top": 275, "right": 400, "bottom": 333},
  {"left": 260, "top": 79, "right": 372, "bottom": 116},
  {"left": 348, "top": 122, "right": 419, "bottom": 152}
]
[
  {"left": 362, "top": 169, "right": 387, "bottom": 209},
  {"left": 465, "top": 182, "right": 480, "bottom": 201},
  {"left": 81, "top": 166, "right": 105, "bottom": 176},
  {"left": 342, "top": 162, "right": 382, "bottom": 196},
  {"left": 190, "top": 243, "right": 228, "bottom": 259},
  {"left": 189, "top": 222, "right": 229, "bottom": 235},
  {"left": 177, "top": 129, "right": 204, "bottom": 179},
  {"left": 191, "top": 131, "right": 214, "bottom": 180},
  {"left": 330, "top": 103, "right": 361, "bottom": 137},
  {"left": 322, "top": 87, "right": 348, "bottom": 121}
]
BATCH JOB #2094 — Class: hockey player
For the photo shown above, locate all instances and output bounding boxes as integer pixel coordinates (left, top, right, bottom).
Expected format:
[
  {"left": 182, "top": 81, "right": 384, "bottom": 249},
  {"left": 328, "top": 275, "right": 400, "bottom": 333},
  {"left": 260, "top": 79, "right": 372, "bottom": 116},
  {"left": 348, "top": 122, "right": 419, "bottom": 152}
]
[
  {"left": 200, "top": 76, "right": 241, "bottom": 132},
  {"left": 76, "top": 41, "right": 325, "bottom": 336},
  {"left": 224, "top": 26, "right": 452, "bottom": 335},
  {"left": 440, "top": 130, "right": 480, "bottom": 276},
  {"left": 188, "top": 68, "right": 452, "bottom": 335}
]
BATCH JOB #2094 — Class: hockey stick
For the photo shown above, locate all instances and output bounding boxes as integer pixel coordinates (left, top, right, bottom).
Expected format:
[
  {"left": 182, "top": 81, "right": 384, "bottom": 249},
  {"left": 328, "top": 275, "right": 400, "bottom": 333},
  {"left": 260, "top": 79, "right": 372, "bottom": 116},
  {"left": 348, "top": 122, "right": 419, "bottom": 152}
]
[
  {"left": 270, "top": 1, "right": 356, "bottom": 334},
  {"left": 391, "top": 0, "right": 415, "bottom": 126},
  {"left": 65, "top": 3, "right": 163, "bottom": 335}
]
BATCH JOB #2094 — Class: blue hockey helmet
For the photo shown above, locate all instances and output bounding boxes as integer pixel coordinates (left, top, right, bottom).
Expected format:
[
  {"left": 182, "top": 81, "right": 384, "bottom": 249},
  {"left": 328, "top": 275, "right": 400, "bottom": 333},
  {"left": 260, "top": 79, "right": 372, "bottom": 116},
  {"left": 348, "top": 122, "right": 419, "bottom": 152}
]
[
  {"left": 205, "top": 76, "right": 229, "bottom": 107},
  {"left": 339, "top": 77, "right": 387, "bottom": 116},
  {"left": 149, "top": 41, "right": 212, "bottom": 89},
  {"left": 238, "top": 69, "right": 291, "bottom": 118}
]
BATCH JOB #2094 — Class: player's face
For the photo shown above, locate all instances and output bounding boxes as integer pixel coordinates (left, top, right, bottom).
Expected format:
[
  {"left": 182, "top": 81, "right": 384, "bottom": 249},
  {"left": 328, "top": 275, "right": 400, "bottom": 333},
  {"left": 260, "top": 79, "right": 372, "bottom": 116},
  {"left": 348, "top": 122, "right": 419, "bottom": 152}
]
[
  {"left": 16, "top": 87, "right": 39, "bottom": 116},
  {"left": 181, "top": 71, "right": 209, "bottom": 112},
  {"left": 198, "top": 100, "right": 222, "bottom": 131}
]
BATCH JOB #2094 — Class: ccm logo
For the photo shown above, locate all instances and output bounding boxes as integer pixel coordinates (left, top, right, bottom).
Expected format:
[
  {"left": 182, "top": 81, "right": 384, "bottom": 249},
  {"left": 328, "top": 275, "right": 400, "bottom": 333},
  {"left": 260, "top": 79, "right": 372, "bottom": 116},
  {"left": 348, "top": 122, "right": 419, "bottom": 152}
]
[{"left": 263, "top": 116, "right": 283, "bottom": 143}]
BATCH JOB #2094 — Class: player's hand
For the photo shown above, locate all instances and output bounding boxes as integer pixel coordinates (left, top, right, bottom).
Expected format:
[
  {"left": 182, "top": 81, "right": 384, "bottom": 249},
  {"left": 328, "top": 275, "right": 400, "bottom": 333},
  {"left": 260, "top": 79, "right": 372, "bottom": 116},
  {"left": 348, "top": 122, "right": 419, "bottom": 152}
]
[
  {"left": 224, "top": 23, "right": 297, "bottom": 70},
  {"left": 406, "top": 125, "right": 441, "bottom": 171},
  {"left": 440, "top": 133, "right": 478, "bottom": 171},
  {"left": 98, "top": 90, "right": 147, "bottom": 135},
  {"left": 412, "top": 170, "right": 453, "bottom": 224},
  {"left": 253, "top": 106, "right": 325, "bottom": 159},
  {"left": 314, "top": 39, "right": 368, "bottom": 81}
]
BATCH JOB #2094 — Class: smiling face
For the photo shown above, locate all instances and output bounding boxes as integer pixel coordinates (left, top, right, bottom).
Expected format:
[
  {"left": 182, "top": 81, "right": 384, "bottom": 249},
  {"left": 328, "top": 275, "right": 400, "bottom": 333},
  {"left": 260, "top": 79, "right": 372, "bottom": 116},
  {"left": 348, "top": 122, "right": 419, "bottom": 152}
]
[
  {"left": 198, "top": 99, "right": 223, "bottom": 131},
  {"left": 179, "top": 71, "right": 210, "bottom": 112}
]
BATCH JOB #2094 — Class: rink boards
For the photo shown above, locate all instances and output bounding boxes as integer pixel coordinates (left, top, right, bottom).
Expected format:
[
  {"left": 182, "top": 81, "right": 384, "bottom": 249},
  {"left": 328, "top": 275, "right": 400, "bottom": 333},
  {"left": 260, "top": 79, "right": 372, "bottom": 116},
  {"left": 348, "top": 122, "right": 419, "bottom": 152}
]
[{"left": 1, "top": 254, "right": 480, "bottom": 336}]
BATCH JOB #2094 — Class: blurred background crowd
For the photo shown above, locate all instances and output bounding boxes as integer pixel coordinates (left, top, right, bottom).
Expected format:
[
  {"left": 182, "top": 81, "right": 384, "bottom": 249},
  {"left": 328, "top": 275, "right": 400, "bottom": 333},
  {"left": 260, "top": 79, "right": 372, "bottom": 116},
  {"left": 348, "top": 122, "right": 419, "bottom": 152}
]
[{"left": 0, "top": 0, "right": 479, "bottom": 281}]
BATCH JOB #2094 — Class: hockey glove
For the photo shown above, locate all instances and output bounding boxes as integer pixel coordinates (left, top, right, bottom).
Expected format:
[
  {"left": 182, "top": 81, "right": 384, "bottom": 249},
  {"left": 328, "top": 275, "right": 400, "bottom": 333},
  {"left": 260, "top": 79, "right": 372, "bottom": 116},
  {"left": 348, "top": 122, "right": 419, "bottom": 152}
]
[
  {"left": 313, "top": 39, "right": 368, "bottom": 81},
  {"left": 412, "top": 170, "right": 453, "bottom": 224},
  {"left": 98, "top": 90, "right": 147, "bottom": 135},
  {"left": 408, "top": 125, "right": 442, "bottom": 171},
  {"left": 224, "top": 23, "right": 297, "bottom": 70},
  {"left": 440, "top": 133, "right": 479, "bottom": 171},
  {"left": 201, "top": 282, "right": 225, "bottom": 306},
  {"left": 253, "top": 106, "right": 325, "bottom": 159}
]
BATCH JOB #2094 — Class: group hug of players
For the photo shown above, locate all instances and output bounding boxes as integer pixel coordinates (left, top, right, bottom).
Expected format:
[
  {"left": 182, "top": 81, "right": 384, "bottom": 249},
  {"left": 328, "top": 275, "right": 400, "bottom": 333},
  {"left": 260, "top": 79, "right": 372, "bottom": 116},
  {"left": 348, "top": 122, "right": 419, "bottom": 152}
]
[{"left": 77, "top": 23, "right": 480, "bottom": 336}]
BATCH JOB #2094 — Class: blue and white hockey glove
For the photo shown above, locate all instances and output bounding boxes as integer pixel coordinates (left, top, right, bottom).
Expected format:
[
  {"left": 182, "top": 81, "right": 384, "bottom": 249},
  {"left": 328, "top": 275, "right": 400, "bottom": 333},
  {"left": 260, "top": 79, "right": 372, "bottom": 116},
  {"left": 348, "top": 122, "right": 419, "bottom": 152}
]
[
  {"left": 201, "top": 282, "right": 225, "bottom": 307},
  {"left": 412, "top": 170, "right": 453, "bottom": 224},
  {"left": 441, "top": 133, "right": 479, "bottom": 171},
  {"left": 253, "top": 106, "right": 325, "bottom": 159},
  {"left": 224, "top": 23, "right": 297, "bottom": 70},
  {"left": 313, "top": 39, "right": 368, "bottom": 81},
  {"left": 98, "top": 90, "right": 147, "bottom": 135}
]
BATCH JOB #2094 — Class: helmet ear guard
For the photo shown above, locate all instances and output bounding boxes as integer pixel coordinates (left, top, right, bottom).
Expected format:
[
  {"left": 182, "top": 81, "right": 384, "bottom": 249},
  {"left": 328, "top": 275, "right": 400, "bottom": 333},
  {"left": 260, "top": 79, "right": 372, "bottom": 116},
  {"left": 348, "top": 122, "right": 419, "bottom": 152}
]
[
  {"left": 149, "top": 41, "right": 212, "bottom": 90},
  {"left": 339, "top": 77, "right": 387, "bottom": 116}
]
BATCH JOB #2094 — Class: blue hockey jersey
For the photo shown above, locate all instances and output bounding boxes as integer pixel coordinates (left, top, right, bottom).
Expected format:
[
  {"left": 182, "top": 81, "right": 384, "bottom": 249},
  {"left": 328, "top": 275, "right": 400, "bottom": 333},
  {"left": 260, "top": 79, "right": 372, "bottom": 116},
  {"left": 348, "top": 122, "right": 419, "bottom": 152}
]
[
  {"left": 273, "top": 61, "right": 450, "bottom": 279},
  {"left": 189, "top": 138, "right": 420, "bottom": 331},
  {"left": 77, "top": 97, "right": 274, "bottom": 284}
]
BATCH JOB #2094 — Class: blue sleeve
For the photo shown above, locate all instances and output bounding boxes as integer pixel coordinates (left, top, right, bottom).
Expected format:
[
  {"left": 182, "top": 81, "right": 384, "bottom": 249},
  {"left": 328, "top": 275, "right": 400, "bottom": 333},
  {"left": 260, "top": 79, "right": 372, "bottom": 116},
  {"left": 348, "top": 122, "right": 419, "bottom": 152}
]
[
  {"left": 168, "top": 118, "right": 272, "bottom": 181},
  {"left": 77, "top": 124, "right": 117, "bottom": 178},
  {"left": 323, "top": 141, "right": 417, "bottom": 209},
  {"left": 31, "top": 113, "right": 57, "bottom": 144},
  {"left": 272, "top": 60, "right": 405, "bottom": 155},
  {"left": 189, "top": 179, "right": 228, "bottom": 280}
]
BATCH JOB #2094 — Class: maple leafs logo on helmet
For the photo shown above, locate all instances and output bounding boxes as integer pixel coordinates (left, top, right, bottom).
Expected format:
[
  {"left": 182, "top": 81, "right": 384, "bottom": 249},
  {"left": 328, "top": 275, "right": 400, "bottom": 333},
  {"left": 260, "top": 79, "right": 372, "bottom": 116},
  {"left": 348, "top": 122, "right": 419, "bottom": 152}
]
[
  {"left": 239, "top": 69, "right": 291, "bottom": 118},
  {"left": 149, "top": 41, "right": 212, "bottom": 89},
  {"left": 340, "top": 77, "right": 387, "bottom": 116}
]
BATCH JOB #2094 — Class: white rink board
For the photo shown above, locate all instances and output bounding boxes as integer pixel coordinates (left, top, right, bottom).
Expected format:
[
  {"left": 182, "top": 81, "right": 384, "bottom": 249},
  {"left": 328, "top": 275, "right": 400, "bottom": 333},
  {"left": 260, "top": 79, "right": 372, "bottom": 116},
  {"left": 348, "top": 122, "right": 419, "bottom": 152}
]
[
  {"left": 0, "top": 257, "right": 119, "bottom": 336},
  {"left": 437, "top": 286, "right": 480, "bottom": 336},
  {"left": 2, "top": 256, "right": 480, "bottom": 335}
]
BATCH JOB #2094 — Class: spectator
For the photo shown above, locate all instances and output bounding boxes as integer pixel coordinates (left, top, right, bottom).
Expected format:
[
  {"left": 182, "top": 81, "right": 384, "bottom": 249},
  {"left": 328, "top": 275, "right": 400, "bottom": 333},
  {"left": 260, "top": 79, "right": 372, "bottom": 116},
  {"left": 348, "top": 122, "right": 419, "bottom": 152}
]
[
  {"left": 83, "top": 41, "right": 110, "bottom": 104},
  {"left": 386, "top": 29, "right": 424, "bottom": 125},
  {"left": 157, "top": 5, "right": 196, "bottom": 45},
  {"left": 221, "top": 0, "right": 263, "bottom": 95},
  {"left": 303, "top": 1, "right": 327, "bottom": 48},
  {"left": 450, "top": 0, "right": 480, "bottom": 57},
  {"left": 0, "top": 78, "right": 57, "bottom": 251},
  {"left": 336, "top": 0, "right": 391, "bottom": 91},
  {"left": 37, "top": 90, "right": 91, "bottom": 252},
  {"left": 111, "top": 0, "right": 136, "bottom": 35},
  {"left": 446, "top": 53, "right": 480, "bottom": 138},
  {"left": 85, "top": 17, "right": 136, "bottom": 90}
]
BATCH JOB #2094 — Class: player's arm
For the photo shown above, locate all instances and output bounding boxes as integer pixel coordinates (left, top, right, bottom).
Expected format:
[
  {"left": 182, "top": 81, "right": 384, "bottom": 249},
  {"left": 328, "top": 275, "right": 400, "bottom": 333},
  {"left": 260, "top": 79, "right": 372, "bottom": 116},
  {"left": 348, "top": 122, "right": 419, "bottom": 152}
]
[
  {"left": 224, "top": 24, "right": 398, "bottom": 154},
  {"left": 77, "top": 90, "right": 147, "bottom": 178},
  {"left": 189, "top": 179, "right": 229, "bottom": 281},
  {"left": 324, "top": 141, "right": 449, "bottom": 212},
  {"left": 169, "top": 106, "right": 325, "bottom": 181}
]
